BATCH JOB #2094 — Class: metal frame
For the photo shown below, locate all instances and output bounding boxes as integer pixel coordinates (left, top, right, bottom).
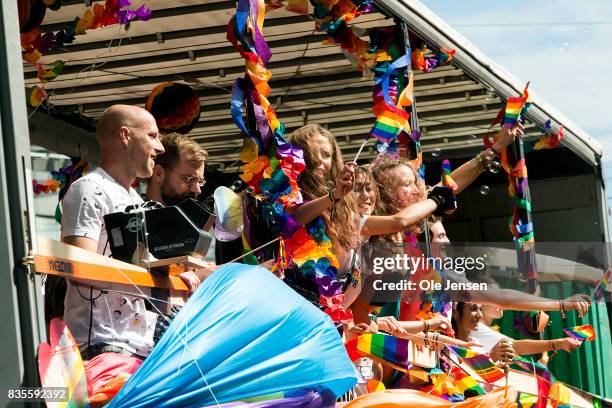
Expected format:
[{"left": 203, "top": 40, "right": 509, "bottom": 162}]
[{"left": 0, "top": 0, "right": 46, "bottom": 390}]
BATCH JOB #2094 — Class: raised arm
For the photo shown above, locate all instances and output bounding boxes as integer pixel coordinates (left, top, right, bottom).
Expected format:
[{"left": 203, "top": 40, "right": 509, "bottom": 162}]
[
  {"left": 286, "top": 162, "right": 355, "bottom": 225},
  {"left": 441, "top": 124, "right": 524, "bottom": 195}
]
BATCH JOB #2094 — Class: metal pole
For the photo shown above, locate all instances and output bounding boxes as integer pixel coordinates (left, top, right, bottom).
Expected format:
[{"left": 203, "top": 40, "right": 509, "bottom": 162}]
[
  {"left": 0, "top": 0, "right": 46, "bottom": 391},
  {"left": 397, "top": 19, "right": 430, "bottom": 255}
]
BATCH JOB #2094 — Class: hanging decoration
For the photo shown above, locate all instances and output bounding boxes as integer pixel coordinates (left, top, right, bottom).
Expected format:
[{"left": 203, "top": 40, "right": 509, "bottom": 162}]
[
  {"left": 21, "top": 0, "right": 152, "bottom": 108},
  {"left": 145, "top": 82, "right": 201, "bottom": 134},
  {"left": 533, "top": 119, "right": 564, "bottom": 150},
  {"left": 32, "top": 178, "right": 60, "bottom": 195},
  {"left": 26, "top": 85, "right": 48, "bottom": 107},
  {"left": 227, "top": 0, "right": 354, "bottom": 322}
]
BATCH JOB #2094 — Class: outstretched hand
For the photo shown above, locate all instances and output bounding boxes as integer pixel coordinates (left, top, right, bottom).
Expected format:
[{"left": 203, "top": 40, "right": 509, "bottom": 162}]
[
  {"left": 493, "top": 122, "right": 525, "bottom": 152},
  {"left": 563, "top": 294, "right": 591, "bottom": 318}
]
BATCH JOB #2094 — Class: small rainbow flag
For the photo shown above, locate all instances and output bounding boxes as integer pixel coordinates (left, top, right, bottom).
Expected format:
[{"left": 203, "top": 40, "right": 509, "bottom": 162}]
[
  {"left": 452, "top": 369, "right": 486, "bottom": 396},
  {"left": 441, "top": 159, "right": 458, "bottom": 191},
  {"left": 563, "top": 324, "right": 596, "bottom": 342},
  {"left": 503, "top": 83, "right": 530, "bottom": 128},
  {"left": 346, "top": 333, "right": 411, "bottom": 372},
  {"left": 446, "top": 345, "right": 506, "bottom": 383},
  {"left": 594, "top": 269, "right": 611, "bottom": 302},
  {"left": 511, "top": 356, "right": 555, "bottom": 384}
]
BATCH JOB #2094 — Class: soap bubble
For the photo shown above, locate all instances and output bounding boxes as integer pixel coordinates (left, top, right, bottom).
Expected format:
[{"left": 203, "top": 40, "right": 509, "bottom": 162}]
[
  {"left": 431, "top": 148, "right": 441, "bottom": 157},
  {"left": 480, "top": 185, "right": 490, "bottom": 195},
  {"left": 489, "top": 161, "right": 502, "bottom": 174}
]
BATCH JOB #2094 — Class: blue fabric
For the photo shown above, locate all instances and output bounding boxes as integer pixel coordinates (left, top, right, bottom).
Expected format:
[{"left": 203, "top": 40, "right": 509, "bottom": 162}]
[{"left": 108, "top": 263, "right": 356, "bottom": 407}]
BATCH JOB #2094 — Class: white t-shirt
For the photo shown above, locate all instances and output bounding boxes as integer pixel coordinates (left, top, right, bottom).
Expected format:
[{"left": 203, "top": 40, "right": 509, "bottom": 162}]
[
  {"left": 469, "top": 322, "right": 507, "bottom": 353},
  {"left": 61, "top": 167, "right": 158, "bottom": 357}
]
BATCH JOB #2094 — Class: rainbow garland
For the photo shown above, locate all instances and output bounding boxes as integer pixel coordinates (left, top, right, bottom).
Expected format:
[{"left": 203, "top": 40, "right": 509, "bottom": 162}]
[
  {"left": 562, "top": 324, "right": 596, "bottom": 342},
  {"left": 369, "top": 55, "right": 416, "bottom": 155},
  {"left": 445, "top": 345, "right": 506, "bottom": 384},
  {"left": 533, "top": 119, "right": 564, "bottom": 150},
  {"left": 227, "top": 0, "right": 352, "bottom": 322}
]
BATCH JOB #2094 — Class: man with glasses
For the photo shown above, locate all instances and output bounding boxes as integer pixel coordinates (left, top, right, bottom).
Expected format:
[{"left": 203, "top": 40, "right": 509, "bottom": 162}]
[{"left": 146, "top": 132, "right": 208, "bottom": 207}]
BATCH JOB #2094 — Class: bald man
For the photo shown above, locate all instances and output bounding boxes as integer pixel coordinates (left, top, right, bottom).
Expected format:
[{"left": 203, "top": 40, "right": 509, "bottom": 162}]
[{"left": 60, "top": 105, "right": 164, "bottom": 364}]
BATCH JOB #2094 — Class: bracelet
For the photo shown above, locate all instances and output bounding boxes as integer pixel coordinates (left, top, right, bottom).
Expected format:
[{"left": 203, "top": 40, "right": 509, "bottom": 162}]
[
  {"left": 327, "top": 190, "right": 339, "bottom": 223},
  {"left": 472, "top": 149, "right": 496, "bottom": 173},
  {"left": 490, "top": 145, "right": 502, "bottom": 155},
  {"left": 549, "top": 340, "right": 556, "bottom": 351},
  {"left": 424, "top": 320, "right": 430, "bottom": 333},
  {"left": 560, "top": 301, "right": 566, "bottom": 319}
]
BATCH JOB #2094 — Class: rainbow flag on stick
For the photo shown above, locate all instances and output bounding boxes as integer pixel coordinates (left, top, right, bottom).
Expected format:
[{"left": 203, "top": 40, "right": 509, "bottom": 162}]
[
  {"left": 441, "top": 159, "right": 458, "bottom": 191},
  {"left": 446, "top": 345, "right": 506, "bottom": 383},
  {"left": 511, "top": 356, "right": 555, "bottom": 384},
  {"left": 503, "top": 82, "right": 531, "bottom": 128},
  {"left": 563, "top": 324, "right": 596, "bottom": 342},
  {"left": 345, "top": 333, "right": 411, "bottom": 372}
]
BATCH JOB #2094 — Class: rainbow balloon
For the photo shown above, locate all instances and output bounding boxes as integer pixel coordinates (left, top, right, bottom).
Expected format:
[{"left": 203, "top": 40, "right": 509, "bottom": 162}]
[{"left": 563, "top": 324, "right": 596, "bottom": 342}]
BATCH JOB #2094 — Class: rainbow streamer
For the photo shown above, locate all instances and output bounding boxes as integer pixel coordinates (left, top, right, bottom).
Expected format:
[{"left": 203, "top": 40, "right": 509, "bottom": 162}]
[
  {"left": 446, "top": 345, "right": 505, "bottom": 383},
  {"left": 346, "top": 333, "right": 411, "bottom": 372},
  {"left": 534, "top": 119, "right": 564, "bottom": 150},
  {"left": 562, "top": 324, "right": 596, "bottom": 342},
  {"left": 441, "top": 159, "right": 458, "bottom": 191}
]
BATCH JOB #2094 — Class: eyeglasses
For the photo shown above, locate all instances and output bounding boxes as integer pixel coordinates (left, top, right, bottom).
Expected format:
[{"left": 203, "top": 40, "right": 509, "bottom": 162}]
[{"left": 168, "top": 169, "right": 206, "bottom": 187}]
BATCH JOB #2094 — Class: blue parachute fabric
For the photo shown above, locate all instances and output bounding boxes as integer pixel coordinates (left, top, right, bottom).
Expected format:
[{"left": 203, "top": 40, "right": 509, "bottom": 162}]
[{"left": 107, "top": 263, "right": 356, "bottom": 407}]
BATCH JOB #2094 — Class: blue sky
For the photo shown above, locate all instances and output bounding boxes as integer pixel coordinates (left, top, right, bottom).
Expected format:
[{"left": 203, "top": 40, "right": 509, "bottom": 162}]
[{"left": 424, "top": 0, "right": 612, "bottom": 196}]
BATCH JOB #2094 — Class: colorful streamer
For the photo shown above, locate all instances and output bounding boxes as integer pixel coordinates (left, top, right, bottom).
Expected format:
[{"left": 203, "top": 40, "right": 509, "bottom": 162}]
[
  {"left": 533, "top": 119, "right": 564, "bottom": 150},
  {"left": 562, "top": 324, "right": 596, "bottom": 342},
  {"left": 227, "top": 0, "right": 351, "bottom": 322},
  {"left": 445, "top": 345, "right": 506, "bottom": 383}
]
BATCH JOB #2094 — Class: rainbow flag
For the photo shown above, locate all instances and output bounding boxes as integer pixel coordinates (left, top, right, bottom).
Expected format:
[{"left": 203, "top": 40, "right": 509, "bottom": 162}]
[
  {"left": 563, "top": 324, "right": 596, "bottom": 342},
  {"left": 452, "top": 369, "right": 486, "bottom": 396},
  {"left": 517, "top": 392, "right": 538, "bottom": 408},
  {"left": 511, "top": 356, "right": 555, "bottom": 384},
  {"left": 349, "top": 333, "right": 411, "bottom": 372},
  {"left": 503, "top": 83, "right": 530, "bottom": 128},
  {"left": 446, "top": 345, "right": 505, "bottom": 383},
  {"left": 594, "top": 269, "right": 611, "bottom": 302},
  {"left": 441, "top": 159, "right": 458, "bottom": 190}
]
